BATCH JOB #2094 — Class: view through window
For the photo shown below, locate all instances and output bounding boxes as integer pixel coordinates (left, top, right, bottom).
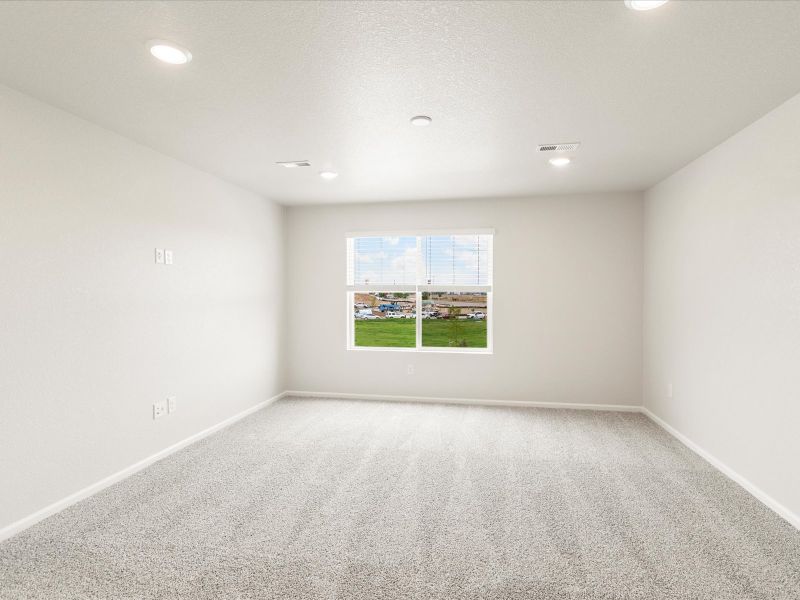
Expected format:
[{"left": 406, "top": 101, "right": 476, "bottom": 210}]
[
  {"left": 347, "top": 232, "right": 493, "bottom": 352},
  {"left": 353, "top": 292, "right": 416, "bottom": 348}
]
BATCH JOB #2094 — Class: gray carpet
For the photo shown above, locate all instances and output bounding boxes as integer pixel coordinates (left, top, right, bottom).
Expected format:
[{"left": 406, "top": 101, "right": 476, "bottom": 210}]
[{"left": 1, "top": 398, "right": 798, "bottom": 599}]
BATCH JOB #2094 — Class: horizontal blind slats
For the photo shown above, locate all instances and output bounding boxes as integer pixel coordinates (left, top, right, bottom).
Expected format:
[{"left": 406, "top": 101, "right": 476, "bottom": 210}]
[
  {"left": 421, "top": 234, "right": 492, "bottom": 286},
  {"left": 347, "top": 235, "right": 418, "bottom": 287},
  {"left": 346, "top": 233, "right": 492, "bottom": 288}
]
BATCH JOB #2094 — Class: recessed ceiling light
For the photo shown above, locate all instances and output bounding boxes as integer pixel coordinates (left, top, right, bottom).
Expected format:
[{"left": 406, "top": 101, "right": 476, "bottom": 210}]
[
  {"left": 410, "top": 115, "right": 432, "bottom": 127},
  {"left": 276, "top": 161, "right": 311, "bottom": 168},
  {"left": 549, "top": 157, "right": 571, "bottom": 167},
  {"left": 624, "top": 0, "right": 669, "bottom": 10},
  {"left": 319, "top": 171, "right": 339, "bottom": 180},
  {"left": 147, "top": 40, "right": 192, "bottom": 65}
]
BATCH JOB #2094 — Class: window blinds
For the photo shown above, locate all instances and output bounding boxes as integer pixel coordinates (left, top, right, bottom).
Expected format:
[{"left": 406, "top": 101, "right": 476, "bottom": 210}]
[
  {"left": 421, "top": 234, "right": 491, "bottom": 286},
  {"left": 347, "top": 232, "right": 492, "bottom": 291}
]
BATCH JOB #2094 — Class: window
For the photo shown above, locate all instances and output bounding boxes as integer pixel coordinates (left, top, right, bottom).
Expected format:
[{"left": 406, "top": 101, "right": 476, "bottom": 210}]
[{"left": 347, "top": 230, "right": 493, "bottom": 352}]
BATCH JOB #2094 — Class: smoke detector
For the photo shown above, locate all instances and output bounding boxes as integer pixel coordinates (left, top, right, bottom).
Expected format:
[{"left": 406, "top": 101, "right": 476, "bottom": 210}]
[{"left": 537, "top": 142, "right": 581, "bottom": 153}]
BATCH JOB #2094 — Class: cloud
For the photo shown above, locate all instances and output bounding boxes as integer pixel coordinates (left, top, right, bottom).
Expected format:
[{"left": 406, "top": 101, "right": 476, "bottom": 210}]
[{"left": 391, "top": 247, "right": 417, "bottom": 273}]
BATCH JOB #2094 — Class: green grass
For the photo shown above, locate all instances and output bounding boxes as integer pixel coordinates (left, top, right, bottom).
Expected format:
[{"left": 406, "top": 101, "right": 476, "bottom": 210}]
[
  {"left": 354, "top": 319, "right": 415, "bottom": 347},
  {"left": 422, "top": 319, "right": 487, "bottom": 348},
  {"left": 354, "top": 319, "right": 487, "bottom": 348}
]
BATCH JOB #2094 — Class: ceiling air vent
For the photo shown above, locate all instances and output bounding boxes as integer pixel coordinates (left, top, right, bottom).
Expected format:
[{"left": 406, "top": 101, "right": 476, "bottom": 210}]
[
  {"left": 276, "top": 160, "right": 311, "bottom": 168},
  {"left": 538, "top": 142, "right": 580, "bottom": 152}
]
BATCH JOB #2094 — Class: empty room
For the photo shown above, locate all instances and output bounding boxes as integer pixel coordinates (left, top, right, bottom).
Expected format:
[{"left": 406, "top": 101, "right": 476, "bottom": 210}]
[{"left": 1, "top": 1, "right": 799, "bottom": 598}]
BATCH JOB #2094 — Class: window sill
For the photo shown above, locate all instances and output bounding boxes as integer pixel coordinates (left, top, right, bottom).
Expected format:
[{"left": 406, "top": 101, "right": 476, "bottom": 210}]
[{"left": 347, "top": 346, "right": 493, "bottom": 355}]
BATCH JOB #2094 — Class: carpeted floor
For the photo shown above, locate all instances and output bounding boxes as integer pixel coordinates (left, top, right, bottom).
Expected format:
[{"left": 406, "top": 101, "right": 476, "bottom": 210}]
[{"left": 1, "top": 398, "right": 798, "bottom": 599}]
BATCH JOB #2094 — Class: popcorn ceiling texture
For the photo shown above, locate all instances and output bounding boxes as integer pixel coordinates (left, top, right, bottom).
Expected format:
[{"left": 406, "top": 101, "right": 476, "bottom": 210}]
[
  {"left": 2, "top": 2, "right": 800, "bottom": 204},
  {"left": 1, "top": 398, "right": 798, "bottom": 599}
]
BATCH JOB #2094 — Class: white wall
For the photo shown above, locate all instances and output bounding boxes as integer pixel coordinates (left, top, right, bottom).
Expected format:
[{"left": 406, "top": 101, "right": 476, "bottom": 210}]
[
  {"left": 286, "top": 193, "right": 643, "bottom": 406},
  {"left": 0, "top": 85, "right": 284, "bottom": 531},
  {"left": 643, "top": 92, "right": 800, "bottom": 522}
]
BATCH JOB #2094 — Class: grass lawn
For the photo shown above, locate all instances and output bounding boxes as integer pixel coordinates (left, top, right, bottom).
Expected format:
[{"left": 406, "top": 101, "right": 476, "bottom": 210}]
[
  {"left": 354, "top": 319, "right": 487, "bottom": 348},
  {"left": 354, "top": 319, "right": 415, "bottom": 347}
]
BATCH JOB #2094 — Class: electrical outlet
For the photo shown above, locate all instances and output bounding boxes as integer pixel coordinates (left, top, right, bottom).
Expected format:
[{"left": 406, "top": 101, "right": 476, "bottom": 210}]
[
  {"left": 167, "top": 396, "right": 176, "bottom": 414},
  {"left": 153, "top": 400, "right": 166, "bottom": 419},
  {"left": 155, "top": 248, "right": 165, "bottom": 264},
  {"left": 407, "top": 364, "right": 414, "bottom": 375},
  {"left": 164, "top": 250, "right": 173, "bottom": 265}
]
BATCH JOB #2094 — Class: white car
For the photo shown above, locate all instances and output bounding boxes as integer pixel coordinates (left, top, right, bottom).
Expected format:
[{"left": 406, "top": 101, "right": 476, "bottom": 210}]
[
  {"left": 385, "top": 311, "right": 404, "bottom": 319},
  {"left": 469, "top": 312, "right": 486, "bottom": 320},
  {"left": 357, "top": 313, "right": 378, "bottom": 320}
]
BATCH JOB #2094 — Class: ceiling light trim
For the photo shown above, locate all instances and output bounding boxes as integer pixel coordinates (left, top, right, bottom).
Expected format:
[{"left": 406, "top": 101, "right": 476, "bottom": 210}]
[
  {"left": 147, "top": 39, "right": 192, "bottom": 65},
  {"left": 624, "top": 0, "right": 669, "bottom": 11}
]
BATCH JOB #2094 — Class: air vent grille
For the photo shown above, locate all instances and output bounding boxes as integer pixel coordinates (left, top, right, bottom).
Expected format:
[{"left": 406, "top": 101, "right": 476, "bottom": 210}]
[
  {"left": 538, "top": 143, "right": 580, "bottom": 152},
  {"left": 276, "top": 161, "right": 311, "bottom": 168}
]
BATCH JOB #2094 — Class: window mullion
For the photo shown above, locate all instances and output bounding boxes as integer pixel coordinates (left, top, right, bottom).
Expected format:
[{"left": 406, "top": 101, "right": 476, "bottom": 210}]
[
  {"left": 415, "top": 290, "right": 422, "bottom": 349},
  {"left": 415, "top": 236, "right": 422, "bottom": 349}
]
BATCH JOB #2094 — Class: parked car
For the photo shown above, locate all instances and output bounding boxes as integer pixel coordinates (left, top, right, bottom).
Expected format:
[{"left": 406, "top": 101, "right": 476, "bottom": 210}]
[
  {"left": 386, "top": 311, "right": 404, "bottom": 319},
  {"left": 379, "top": 303, "right": 401, "bottom": 312},
  {"left": 468, "top": 312, "right": 486, "bottom": 320},
  {"left": 357, "top": 313, "right": 378, "bottom": 320}
]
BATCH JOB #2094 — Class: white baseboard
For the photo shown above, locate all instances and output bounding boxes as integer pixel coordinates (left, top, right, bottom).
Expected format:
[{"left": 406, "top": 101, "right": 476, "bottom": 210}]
[
  {"left": 283, "top": 390, "right": 641, "bottom": 412},
  {"left": 5, "top": 392, "right": 795, "bottom": 544},
  {"left": 289, "top": 392, "right": 798, "bottom": 529},
  {"left": 642, "top": 407, "right": 800, "bottom": 531},
  {"left": 0, "top": 392, "right": 287, "bottom": 543}
]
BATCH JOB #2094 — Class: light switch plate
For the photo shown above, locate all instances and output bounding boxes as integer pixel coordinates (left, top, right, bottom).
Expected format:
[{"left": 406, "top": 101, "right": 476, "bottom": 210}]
[
  {"left": 155, "top": 248, "right": 165, "bottom": 264},
  {"left": 167, "top": 396, "right": 176, "bottom": 414},
  {"left": 164, "top": 250, "right": 173, "bottom": 265}
]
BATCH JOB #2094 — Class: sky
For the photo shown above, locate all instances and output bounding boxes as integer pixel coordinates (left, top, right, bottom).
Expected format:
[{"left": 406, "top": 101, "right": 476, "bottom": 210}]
[{"left": 350, "top": 235, "right": 491, "bottom": 287}]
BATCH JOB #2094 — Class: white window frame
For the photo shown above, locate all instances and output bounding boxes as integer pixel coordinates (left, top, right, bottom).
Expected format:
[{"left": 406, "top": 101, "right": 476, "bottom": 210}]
[{"left": 346, "top": 229, "right": 494, "bottom": 354}]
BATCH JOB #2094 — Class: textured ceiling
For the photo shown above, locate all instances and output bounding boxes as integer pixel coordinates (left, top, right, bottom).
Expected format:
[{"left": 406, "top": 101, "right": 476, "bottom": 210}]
[{"left": 1, "top": 1, "right": 800, "bottom": 205}]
